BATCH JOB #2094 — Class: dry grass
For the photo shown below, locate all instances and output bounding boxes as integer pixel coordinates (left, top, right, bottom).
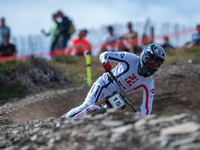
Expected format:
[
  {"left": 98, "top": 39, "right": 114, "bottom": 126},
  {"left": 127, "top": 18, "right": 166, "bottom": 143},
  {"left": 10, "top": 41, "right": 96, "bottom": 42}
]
[
  {"left": 0, "top": 47, "right": 199, "bottom": 100},
  {"left": 52, "top": 47, "right": 200, "bottom": 84},
  {"left": 164, "top": 46, "right": 200, "bottom": 65}
]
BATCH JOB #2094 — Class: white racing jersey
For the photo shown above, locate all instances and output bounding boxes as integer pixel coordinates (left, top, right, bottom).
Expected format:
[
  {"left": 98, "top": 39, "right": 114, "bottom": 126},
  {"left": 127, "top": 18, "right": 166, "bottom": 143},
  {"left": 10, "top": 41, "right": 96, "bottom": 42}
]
[
  {"left": 61, "top": 51, "right": 155, "bottom": 118},
  {"left": 100, "top": 51, "right": 155, "bottom": 115}
]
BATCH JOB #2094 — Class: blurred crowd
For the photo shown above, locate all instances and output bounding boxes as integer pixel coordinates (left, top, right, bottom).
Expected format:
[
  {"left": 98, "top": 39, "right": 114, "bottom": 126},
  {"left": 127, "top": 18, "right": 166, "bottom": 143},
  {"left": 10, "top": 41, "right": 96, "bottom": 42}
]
[
  {"left": 1, "top": 10, "right": 200, "bottom": 59},
  {"left": 0, "top": 17, "right": 17, "bottom": 58},
  {"left": 41, "top": 10, "right": 75, "bottom": 57},
  {"left": 178, "top": 25, "right": 200, "bottom": 50}
]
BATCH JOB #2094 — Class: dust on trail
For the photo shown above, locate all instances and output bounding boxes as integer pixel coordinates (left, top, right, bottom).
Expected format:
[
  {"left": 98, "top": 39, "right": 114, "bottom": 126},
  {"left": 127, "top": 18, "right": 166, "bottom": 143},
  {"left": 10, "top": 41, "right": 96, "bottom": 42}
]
[{"left": 0, "top": 60, "right": 200, "bottom": 125}]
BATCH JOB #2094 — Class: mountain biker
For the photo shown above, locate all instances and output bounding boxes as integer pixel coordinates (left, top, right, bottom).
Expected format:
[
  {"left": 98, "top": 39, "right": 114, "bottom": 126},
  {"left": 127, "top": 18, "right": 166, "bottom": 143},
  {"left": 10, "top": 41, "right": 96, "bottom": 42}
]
[{"left": 61, "top": 43, "right": 166, "bottom": 118}]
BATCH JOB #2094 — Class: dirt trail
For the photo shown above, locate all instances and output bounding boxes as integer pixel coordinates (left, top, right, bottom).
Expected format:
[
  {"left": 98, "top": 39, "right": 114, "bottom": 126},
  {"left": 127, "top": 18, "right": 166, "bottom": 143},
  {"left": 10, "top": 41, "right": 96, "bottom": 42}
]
[{"left": 0, "top": 60, "right": 200, "bottom": 125}]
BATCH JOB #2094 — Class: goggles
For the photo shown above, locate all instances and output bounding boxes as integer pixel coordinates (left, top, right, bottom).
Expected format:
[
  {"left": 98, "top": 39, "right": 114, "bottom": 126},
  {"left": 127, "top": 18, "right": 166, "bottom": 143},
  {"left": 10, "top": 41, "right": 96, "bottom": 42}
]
[{"left": 143, "top": 56, "right": 161, "bottom": 70}]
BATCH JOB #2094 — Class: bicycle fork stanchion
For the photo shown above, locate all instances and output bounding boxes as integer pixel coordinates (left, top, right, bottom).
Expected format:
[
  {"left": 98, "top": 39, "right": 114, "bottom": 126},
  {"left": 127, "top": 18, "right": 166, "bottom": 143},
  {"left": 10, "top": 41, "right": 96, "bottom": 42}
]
[
  {"left": 108, "top": 71, "right": 137, "bottom": 112},
  {"left": 86, "top": 52, "right": 92, "bottom": 86},
  {"left": 108, "top": 71, "right": 124, "bottom": 96},
  {"left": 124, "top": 98, "right": 137, "bottom": 112}
]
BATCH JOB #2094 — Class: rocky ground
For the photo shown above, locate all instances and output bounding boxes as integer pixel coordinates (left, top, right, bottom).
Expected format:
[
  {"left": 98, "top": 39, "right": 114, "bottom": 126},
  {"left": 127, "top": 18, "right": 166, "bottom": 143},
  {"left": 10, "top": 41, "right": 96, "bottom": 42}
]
[
  {"left": 0, "top": 59, "right": 200, "bottom": 150},
  {"left": 1, "top": 110, "right": 200, "bottom": 150}
]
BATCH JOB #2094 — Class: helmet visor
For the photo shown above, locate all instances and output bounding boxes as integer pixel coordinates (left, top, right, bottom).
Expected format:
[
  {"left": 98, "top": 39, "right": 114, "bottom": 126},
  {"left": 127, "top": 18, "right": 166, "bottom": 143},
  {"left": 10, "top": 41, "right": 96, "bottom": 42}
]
[{"left": 143, "top": 56, "right": 161, "bottom": 70}]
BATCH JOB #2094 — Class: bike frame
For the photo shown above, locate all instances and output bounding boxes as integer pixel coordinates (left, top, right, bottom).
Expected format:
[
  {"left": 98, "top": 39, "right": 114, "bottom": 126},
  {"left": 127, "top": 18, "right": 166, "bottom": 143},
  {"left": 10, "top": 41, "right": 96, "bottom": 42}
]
[{"left": 73, "top": 71, "right": 137, "bottom": 118}]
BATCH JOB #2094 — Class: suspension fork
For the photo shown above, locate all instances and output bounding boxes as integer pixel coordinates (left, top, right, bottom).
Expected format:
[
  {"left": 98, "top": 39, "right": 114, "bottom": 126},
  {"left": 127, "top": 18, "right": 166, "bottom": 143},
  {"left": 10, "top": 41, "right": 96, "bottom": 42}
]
[{"left": 108, "top": 71, "right": 137, "bottom": 112}]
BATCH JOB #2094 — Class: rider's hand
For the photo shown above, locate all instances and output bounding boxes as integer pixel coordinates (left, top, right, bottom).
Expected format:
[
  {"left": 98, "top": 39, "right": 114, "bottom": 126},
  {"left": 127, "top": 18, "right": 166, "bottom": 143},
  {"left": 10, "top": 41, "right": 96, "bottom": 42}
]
[{"left": 103, "top": 61, "right": 112, "bottom": 72}]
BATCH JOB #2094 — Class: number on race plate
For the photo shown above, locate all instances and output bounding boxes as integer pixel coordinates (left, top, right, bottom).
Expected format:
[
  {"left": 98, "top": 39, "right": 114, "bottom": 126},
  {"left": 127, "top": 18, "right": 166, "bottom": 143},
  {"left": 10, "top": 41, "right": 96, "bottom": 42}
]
[{"left": 108, "top": 93, "right": 125, "bottom": 109}]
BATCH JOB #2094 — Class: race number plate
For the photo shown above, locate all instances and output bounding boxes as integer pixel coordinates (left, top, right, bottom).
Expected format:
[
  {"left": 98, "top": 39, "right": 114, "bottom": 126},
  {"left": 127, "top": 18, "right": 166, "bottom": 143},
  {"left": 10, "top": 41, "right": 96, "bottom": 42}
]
[{"left": 108, "top": 93, "right": 125, "bottom": 109}]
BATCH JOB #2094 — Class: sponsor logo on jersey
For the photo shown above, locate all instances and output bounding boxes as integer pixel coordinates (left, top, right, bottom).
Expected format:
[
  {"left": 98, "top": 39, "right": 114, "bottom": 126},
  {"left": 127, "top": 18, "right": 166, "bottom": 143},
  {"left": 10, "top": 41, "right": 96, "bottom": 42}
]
[
  {"left": 115, "top": 53, "right": 119, "bottom": 56},
  {"left": 120, "top": 53, "right": 125, "bottom": 58},
  {"left": 94, "top": 85, "right": 100, "bottom": 97},
  {"left": 150, "top": 89, "right": 155, "bottom": 94},
  {"left": 86, "top": 108, "right": 91, "bottom": 113},
  {"left": 125, "top": 74, "right": 138, "bottom": 86},
  {"left": 104, "top": 53, "right": 108, "bottom": 60},
  {"left": 90, "top": 85, "right": 95, "bottom": 93}
]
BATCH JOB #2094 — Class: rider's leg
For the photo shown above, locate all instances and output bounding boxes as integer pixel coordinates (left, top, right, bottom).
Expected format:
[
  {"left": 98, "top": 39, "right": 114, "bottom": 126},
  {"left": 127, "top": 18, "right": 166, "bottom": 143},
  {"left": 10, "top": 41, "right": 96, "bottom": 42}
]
[
  {"left": 60, "top": 77, "right": 109, "bottom": 118},
  {"left": 60, "top": 101, "right": 91, "bottom": 118},
  {"left": 140, "top": 88, "right": 154, "bottom": 116},
  {"left": 84, "top": 77, "right": 111, "bottom": 104}
]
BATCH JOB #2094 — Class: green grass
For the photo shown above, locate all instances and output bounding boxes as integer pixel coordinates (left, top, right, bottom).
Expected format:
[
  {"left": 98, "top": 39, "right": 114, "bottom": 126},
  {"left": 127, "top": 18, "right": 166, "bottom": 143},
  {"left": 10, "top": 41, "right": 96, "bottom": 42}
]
[
  {"left": 0, "top": 47, "right": 199, "bottom": 100},
  {"left": 164, "top": 113, "right": 175, "bottom": 117},
  {"left": 0, "top": 60, "right": 29, "bottom": 100},
  {"left": 52, "top": 47, "right": 200, "bottom": 84},
  {"left": 165, "top": 49, "right": 177, "bottom": 56},
  {"left": 163, "top": 47, "right": 200, "bottom": 66},
  {"left": 0, "top": 59, "right": 26, "bottom": 73},
  {"left": 185, "top": 46, "right": 200, "bottom": 56},
  {"left": 53, "top": 54, "right": 81, "bottom": 64},
  {"left": 0, "top": 84, "right": 24, "bottom": 94},
  {"left": 0, "top": 83, "right": 26, "bottom": 99}
]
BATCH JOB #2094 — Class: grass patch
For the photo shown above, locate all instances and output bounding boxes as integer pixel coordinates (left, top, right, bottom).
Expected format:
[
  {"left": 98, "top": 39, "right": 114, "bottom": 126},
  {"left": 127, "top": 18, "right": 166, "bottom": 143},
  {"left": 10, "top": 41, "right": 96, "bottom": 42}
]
[
  {"left": 165, "top": 49, "right": 177, "bottom": 56},
  {"left": 162, "top": 47, "right": 200, "bottom": 66},
  {"left": 52, "top": 47, "right": 200, "bottom": 84},
  {"left": 0, "top": 47, "right": 199, "bottom": 99},
  {"left": 164, "top": 113, "right": 175, "bottom": 117},
  {"left": 53, "top": 54, "right": 81, "bottom": 64},
  {"left": 185, "top": 46, "right": 200, "bottom": 56},
  {"left": 0, "top": 83, "right": 26, "bottom": 100},
  {"left": 0, "top": 60, "right": 29, "bottom": 100},
  {"left": 0, "top": 59, "right": 26, "bottom": 73},
  {"left": 0, "top": 56, "right": 67, "bottom": 100},
  {"left": 0, "top": 84, "right": 24, "bottom": 94}
]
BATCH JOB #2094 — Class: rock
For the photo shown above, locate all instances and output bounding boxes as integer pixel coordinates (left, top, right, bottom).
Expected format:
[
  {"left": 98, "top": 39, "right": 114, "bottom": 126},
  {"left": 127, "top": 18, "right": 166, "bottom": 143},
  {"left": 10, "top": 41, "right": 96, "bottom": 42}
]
[
  {"left": 30, "top": 134, "right": 37, "bottom": 141},
  {"left": 134, "top": 117, "right": 147, "bottom": 130},
  {"left": 169, "top": 136, "right": 197, "bottom": 148},
  {"left": 0, "top": 109, "right": 200, "bottom": 150},
  {"left": 111, "top": 124, "right": 133, "bottom": 134},
  {"left": 148, "top": 114, "right": 188, "bottom": 126},
  {"left": 160, "top": 122, "right": 200, "bottom": 135},
  {"left": 179, "top": 143, "right": 200, "bottom": 150},
  {"left": 102, "top": 120, "right": 124, "bottom": 127}
]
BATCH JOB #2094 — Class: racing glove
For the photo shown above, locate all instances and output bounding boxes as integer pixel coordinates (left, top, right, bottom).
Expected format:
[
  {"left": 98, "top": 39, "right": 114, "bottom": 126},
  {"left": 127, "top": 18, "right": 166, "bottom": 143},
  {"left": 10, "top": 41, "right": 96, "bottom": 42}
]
[{"left": 103, "top": 61, "right": 112, "bottom": 72}]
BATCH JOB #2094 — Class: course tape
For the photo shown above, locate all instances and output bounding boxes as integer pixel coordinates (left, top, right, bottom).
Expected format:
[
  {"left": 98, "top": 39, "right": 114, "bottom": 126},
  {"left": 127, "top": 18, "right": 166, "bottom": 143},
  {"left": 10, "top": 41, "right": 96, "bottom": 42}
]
[{"left": 0, "top": 28, "right": 196, "bottom": 61}]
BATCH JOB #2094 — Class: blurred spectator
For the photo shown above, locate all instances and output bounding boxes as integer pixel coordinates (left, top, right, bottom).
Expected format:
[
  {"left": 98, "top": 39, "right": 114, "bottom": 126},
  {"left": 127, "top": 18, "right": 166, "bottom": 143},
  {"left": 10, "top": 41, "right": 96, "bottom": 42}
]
[
  {"left": 55, "top": 10, "right": 71, "bottom": 49},
  {"left": 41, "top": 13, "right": 58, "bottom": 56},
  {"left": 141, "top": 33, "right": 151, "bottom": 49},
  {"left": 66, "top": 30, "right": 91, "bottom": 56},
  {"left": 100, "top": 26, "right": 118, "bottom": 53},
  {"left": 0, "top": 17, "right": 10, "bottom": 44},
  {"left": 82, "top": 29, "right": 88, "bottom": 39},
  {"left": 0, "top": 34, "right": 17, "bottom": 58},
  {"left": 186, "top": 24, "right": 200, "bottom": 47},
  {"left": 161, "top": 36, "right": 175, "bottom": 49},
  {"left": 179, "top": 24, "right": 200, "bottom": 50},
  {"left": 115, "top": 22, "right": 141, "bottom": 53},
  {"left": 191, "top": 24, "right": 200, "bottom": 45}
]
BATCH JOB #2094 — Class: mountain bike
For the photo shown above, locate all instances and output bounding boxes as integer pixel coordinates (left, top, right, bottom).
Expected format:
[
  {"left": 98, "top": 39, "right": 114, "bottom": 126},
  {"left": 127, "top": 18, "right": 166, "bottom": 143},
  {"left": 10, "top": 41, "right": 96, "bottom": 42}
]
[{"left": 73, "top": 71, "right": 137, "bottom": 117}]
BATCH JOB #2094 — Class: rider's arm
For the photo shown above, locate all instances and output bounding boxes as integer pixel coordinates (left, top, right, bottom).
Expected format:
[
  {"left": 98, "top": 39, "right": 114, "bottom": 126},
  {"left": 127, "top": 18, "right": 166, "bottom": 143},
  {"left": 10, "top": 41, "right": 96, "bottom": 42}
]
[
  {"left": 140, "top": 79, "right": 155, "bottom": 116},
  {"left": 99, "top": 51, "right": 135, "bottom": 65}
]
